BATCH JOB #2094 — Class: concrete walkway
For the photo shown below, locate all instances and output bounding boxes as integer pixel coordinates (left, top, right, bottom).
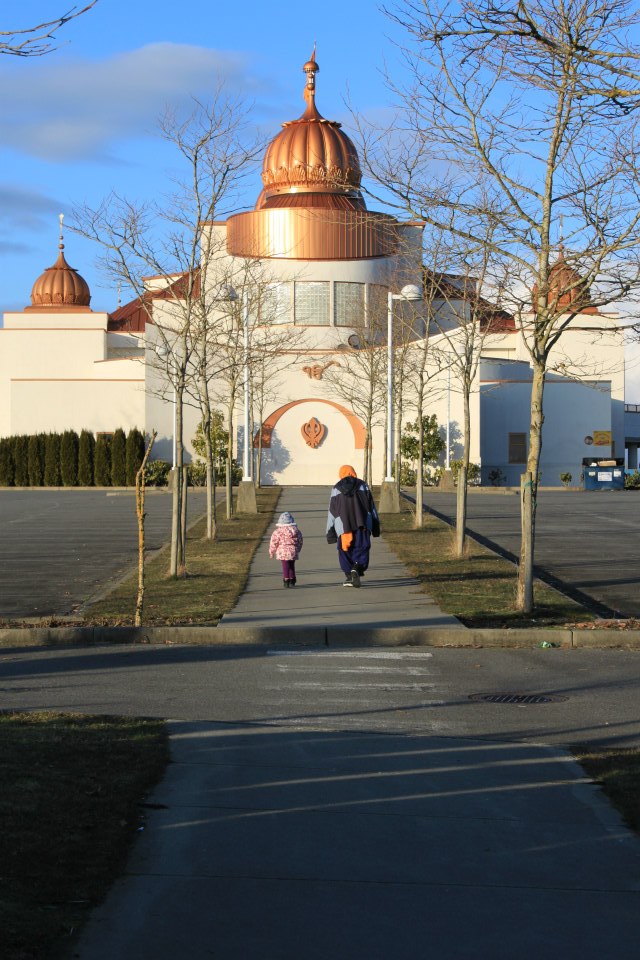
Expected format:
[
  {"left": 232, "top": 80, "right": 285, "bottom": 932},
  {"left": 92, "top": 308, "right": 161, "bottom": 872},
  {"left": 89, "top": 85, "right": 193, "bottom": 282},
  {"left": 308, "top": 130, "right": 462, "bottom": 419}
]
[
  {"left": 68, "top": 488, "right": 640, "bottom": 959},
  {"left": 220, "top": 486, "right": 460, "bottom": 629}
]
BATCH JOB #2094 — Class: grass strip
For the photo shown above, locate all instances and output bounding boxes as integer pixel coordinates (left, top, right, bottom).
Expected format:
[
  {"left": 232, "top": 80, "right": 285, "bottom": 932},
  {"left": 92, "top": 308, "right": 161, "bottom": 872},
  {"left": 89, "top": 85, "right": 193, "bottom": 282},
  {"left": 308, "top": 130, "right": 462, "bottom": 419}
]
[
  {"left": 0, "top": 711, "right": 168, "bottom": 960},
  {"left": 573, "top": 746, "right": 640, "bottom": 836},
  {"left": 380, "top": 495, "right": 596, "bottom": 628},
  {"left": 86, "top": 486, "right": 280, "bottom": 625}
]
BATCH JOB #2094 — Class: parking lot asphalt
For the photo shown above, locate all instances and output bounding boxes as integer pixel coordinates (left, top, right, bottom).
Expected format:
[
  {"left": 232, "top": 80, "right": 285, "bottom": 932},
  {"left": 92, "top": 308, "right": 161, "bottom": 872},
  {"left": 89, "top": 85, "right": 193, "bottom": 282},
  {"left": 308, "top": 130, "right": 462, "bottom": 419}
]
[
  {"left": 424, "top": 489, "right": 640, "bottom": 618},
  {"left": 0, "top": 489, "right": 206, "bottom": 619}
]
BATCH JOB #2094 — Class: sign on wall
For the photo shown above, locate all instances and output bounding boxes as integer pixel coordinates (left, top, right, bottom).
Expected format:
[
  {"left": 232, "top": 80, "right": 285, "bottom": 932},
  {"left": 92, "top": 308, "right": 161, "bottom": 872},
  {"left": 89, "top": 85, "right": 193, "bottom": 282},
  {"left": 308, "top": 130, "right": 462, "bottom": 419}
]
[{"left": 592, "top": 431, "right": 612, "bottom": 445}]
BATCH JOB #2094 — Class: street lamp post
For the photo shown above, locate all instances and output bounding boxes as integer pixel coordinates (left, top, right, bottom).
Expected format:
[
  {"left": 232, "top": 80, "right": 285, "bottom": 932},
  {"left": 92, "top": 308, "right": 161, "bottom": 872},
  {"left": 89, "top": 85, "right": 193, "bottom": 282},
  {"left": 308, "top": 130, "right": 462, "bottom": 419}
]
[
  {"left": 380, "top": 285, "right": 423, "bottom": 513},
  {"left": 242, "top": 287, "right": 252, "bottom": 483},
  {"left": 223, "top": 285, "right": 257, "bottom": 514},
  {"left": 155, "top": 343, "right": 177, "bottom": 468}
]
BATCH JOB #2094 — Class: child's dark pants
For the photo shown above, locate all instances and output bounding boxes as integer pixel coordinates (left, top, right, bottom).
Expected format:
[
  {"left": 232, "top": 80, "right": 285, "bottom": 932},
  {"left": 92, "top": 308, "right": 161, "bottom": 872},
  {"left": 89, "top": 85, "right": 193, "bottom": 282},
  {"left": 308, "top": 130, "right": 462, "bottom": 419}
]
[{"left": 281, "top": 559, "right": 296, "bottom": 581}]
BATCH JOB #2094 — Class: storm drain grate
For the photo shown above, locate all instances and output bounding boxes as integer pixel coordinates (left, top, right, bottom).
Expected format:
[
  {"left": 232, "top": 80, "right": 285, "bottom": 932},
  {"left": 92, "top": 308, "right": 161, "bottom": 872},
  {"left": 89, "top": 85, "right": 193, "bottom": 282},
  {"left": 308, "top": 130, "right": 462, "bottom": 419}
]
[{"left": 468, "top": 693, "right": 569, "bottom": 705}]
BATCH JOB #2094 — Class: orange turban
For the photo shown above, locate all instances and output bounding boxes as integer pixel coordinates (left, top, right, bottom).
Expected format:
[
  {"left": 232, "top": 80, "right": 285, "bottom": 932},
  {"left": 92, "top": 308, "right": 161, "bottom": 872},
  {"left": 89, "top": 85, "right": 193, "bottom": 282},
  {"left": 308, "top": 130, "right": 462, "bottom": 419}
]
[{"left": 339, "top": 464, "right": 357, "bottom": 479}]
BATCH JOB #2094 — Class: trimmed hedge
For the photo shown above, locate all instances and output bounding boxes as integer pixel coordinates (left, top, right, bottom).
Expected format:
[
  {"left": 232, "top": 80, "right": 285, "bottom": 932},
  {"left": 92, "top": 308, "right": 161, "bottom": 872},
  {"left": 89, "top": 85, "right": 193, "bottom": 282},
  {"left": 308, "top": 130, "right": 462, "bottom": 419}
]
[
  {"left": 0, "top": 429, "right": 146, "bottom": 486},
  {"left": 78, "top": 430, "right": 95, "bottom": 486},
  {"left": 60, "top": 430, "right": 79, "bottom": 487},
  {"left": 125, "top": 428, "right": 146, "bottom": 485},
  {"left": 111, "top": 428, "right": 127, "bottom": 486}
]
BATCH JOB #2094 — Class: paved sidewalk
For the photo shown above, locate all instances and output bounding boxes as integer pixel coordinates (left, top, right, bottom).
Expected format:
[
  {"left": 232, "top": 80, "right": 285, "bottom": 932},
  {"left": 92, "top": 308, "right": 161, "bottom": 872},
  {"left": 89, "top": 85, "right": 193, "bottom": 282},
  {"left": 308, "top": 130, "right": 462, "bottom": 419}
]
[
  {"left": 220, "top": 486, "right": 460, "bottom": 629},
  {"left": 74, "top": 714, "right": 640, "bottom": 960}
]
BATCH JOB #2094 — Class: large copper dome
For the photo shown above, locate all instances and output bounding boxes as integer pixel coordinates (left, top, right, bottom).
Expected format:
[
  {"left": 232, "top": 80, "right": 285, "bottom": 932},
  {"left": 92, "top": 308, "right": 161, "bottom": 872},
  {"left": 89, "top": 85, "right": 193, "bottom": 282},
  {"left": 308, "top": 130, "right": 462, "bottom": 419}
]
[
  {"left": 226, "top": 54, "right": 398, "bottom": 260},
  {"left": 28, "top": 223, "right": 91, "bottom": 311},
  {"left": 258, "top": 51, "right": 365, "bottom": 210}
]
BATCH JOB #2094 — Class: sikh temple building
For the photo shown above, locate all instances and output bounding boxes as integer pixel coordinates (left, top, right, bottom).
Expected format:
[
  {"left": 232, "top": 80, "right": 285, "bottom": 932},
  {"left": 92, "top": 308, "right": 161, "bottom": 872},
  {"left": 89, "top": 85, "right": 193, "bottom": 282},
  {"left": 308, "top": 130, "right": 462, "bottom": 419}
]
[{"left": 0, "top": 55, "right": 629, "bottom": 486}]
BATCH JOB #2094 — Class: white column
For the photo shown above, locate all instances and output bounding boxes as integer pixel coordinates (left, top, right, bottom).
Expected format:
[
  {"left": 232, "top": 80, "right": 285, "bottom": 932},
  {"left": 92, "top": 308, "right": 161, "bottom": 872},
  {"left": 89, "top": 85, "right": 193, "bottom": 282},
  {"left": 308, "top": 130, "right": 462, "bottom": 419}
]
[
  {"left": 243, "top": 289, "right": 252, "bottom": 481},
  {"left": 445, "top": 362, "right": 451, "bottom": 470},
  {"left": 386, "top": 291, "right": 394, "bottom": 481}
]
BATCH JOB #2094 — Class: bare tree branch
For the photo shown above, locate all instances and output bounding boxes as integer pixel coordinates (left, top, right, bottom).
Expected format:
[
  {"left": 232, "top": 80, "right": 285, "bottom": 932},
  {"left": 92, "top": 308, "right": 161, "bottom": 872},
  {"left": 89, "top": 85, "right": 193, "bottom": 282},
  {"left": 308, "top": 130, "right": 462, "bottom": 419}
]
[{"left": 1, "top": 3, "right": 97, "bottom": 57}]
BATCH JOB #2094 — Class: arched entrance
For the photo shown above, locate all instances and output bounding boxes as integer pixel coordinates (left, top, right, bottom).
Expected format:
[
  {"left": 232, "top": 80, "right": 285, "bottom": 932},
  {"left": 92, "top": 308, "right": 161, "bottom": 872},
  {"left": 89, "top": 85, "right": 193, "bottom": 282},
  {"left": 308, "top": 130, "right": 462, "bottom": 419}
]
[{"left": 255, "top": 398, "right": 366, "bottom": 485}]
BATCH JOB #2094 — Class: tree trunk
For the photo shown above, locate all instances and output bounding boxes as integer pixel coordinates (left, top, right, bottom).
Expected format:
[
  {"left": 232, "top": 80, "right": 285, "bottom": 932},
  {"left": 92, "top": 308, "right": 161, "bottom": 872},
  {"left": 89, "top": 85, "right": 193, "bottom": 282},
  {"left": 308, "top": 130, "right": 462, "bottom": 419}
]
[
  {"left": 226, "top": 403, "right": 234, "bottom": 520},
  {"left": 179, "top": 464, "right": 188, "bottom": 576},
  {"left": 516, "top": 361, "right": 545, "bottom": 611},
  {"left": 257, "top": 421, "right": 263, "bottom": 488},
  {"left": 175, "top": 390, "right": 187, "bottom": 577},
  {"left": 203, "top": 427, "right": 216, "bottom": 540},
  {"left": 383, "top": 420, "right": 388, "bottom": 480},
  {"left": 455, "top": 465, "right": 467, "bottom": 556},
  {"left": 169, "top": 386, "right": 185, "bottom": 578},
  {"left": 363, "top": 428, "right": 370, "bottom": 485},
  {"left": 395, "top": 404, "right": 402, "bottom": 495},
  {"left": 415, "top": 410, "right": 424, "bottom": 529},
  {"left": 134, "top": 430, "right": 156, "bottom": 627},
  {"left": 455, "top": 385, "right": 471, "bottom": 557}
]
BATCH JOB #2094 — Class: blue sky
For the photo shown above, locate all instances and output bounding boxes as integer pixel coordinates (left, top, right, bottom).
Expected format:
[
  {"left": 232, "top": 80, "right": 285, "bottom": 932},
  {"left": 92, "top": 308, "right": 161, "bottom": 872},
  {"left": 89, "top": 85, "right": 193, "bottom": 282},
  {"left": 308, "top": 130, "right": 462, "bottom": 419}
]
[
  {"left": 3, "top": 0, "right": 640, "bottom": 397},
  {"left": 1, "top": 0, "right": 403, "bottom": 313}
]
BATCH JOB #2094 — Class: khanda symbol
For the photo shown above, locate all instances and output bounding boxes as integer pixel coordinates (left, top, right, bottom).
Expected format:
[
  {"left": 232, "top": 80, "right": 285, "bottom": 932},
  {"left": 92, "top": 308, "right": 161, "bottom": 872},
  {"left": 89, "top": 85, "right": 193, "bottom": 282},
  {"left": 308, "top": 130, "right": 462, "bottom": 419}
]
[{"left": 301, "top": 417, "right": 325, "bottom": 448}]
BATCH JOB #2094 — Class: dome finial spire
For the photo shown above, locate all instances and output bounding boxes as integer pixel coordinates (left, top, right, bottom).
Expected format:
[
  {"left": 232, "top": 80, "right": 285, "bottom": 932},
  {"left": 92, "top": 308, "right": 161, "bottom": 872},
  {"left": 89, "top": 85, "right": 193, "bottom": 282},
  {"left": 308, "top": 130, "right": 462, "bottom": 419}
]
[
  {"left": 302, "top": 46, "right": 321, "bottom": 120},
  {"left": 59, "top": 212, "right": 64, "bottom": 250}
]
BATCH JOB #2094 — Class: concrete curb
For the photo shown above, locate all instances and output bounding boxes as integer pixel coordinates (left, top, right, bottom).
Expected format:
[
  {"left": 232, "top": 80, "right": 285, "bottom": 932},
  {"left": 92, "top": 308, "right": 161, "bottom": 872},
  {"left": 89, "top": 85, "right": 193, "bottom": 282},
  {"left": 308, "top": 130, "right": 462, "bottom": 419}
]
[{"left": 1, "top": 625, "right": 640, "bottom": 649}]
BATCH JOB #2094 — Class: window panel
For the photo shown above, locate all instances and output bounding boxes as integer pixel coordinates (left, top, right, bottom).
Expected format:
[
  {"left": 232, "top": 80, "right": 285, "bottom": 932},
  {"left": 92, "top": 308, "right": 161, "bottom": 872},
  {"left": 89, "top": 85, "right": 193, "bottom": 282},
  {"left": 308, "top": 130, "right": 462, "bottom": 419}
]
[
  {"left": 508, "top": 432, "right": 527, "bottom": 463},
  {"left": 334, "top": 282, "right": 364, "bottom": 327},
  {"left": 259, "top": 282, "right": 291, "bottom": 324},
  {"left": 294, "top": 282, "right": 329, "bottom": 325}
]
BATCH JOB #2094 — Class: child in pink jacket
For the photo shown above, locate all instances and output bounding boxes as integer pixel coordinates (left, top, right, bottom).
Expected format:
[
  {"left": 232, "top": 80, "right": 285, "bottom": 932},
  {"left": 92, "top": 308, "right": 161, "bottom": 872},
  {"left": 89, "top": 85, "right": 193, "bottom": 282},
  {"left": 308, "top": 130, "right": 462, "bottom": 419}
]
[{"left": 269, "top": 511, "right": 303, "bottom": 587}]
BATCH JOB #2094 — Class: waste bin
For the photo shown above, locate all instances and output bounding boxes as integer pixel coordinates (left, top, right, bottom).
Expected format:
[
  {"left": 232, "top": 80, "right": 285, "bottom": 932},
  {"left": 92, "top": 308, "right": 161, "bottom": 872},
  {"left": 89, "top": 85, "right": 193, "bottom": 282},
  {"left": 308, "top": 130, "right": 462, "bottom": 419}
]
[{"left": 582, "top": 458, "right": 625, "bottom": 490}]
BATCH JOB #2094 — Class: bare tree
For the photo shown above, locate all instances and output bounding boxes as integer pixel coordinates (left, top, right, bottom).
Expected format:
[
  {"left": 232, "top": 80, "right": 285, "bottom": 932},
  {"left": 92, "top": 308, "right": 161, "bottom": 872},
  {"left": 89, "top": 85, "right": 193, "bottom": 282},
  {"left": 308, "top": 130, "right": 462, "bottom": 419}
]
[
  {"left": 425, "top": 229, "right": 506, "bottom": 552},
  {"left": 134, "top": 429, "right": 157, "bottom": 627},
  {"left": 323, "top": 299, "right": 388, "bottom": 485},
  {"left": 399, "top": 268, "right": 449, "bottom": 527},
  {"left": 249, "top": 323, "right": 303, "bottom": 489},
  {"left": 2, "top": 3, "right": 97, "bottom": 56},
  {"left": 360, "top": 0, "right": 640, "bottom": 611},
  {"left": 74, "top": 89, "right": 261, "bottom": 574}
]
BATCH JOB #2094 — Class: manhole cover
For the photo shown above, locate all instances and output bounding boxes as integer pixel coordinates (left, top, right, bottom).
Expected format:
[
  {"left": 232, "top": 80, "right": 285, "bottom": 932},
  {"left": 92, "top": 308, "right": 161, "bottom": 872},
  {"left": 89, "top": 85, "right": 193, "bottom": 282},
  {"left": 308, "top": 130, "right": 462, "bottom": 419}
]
[{"left": 468, "top": 693, "right": 568, "bottom": 705}]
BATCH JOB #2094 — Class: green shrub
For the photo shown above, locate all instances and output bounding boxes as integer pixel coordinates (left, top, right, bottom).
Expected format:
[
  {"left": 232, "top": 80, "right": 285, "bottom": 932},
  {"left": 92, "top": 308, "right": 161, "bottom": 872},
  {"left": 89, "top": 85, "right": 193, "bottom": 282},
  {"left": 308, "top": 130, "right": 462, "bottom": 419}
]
[
  {"left": 192, "top": 413, "right": 229, "bottom": 479},
  {"left": 400, "top": 415, "right": 446, "bottom": 467},
  {"left": 625, "top": 470, "right": 640, "bottom": 489},
  {"left": 94, "top": 434, "right": 112, "bottom": 486},
  {"left": 111, "top": 428, "right": 127, "bottom": 486},
  {"left": 187, "top": 460, "right": 207, "bottom": 486},
  {"left": 488, "top": 468, "right": 505, "bottom": 486},
  {"left": 78, "top": 430, "right": 95, "bottom": 486},
  {"left": 560, "top": 472, "right": 573, "bottom": 488},
  {"left": 144, "top": 459, "right": 171, "bottom": 486},
  {"left": 13, "top": 435, "right": 29, "bottom": 486},
  {"left": 0, "top": 438, "right": 14, "bottom": 486},
  {"left": 60, "top": 430, "right": 79, "bottom": 487},
  {"left": 27, "top": 435, "right": 43, "bottom": 486},
  {"left": 44, "top": 434, "right": 61, "bottom": 486},
  {"left": 450, "top": 460, "right": 481, "bottom": 485},
  {"left": 125, "top": 428, "right": 145, "bottom": 485}
]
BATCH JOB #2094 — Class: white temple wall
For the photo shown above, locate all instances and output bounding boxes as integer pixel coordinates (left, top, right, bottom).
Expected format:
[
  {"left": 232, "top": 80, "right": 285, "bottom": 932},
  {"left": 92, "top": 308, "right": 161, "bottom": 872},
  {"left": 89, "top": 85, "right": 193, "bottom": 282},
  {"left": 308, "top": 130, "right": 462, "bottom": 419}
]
[
  {"left": 0, "top": 317, "right": 147, "bottom": 438},
  {"left": 9, "top": 377, "right": 145, "bottom": 436}
]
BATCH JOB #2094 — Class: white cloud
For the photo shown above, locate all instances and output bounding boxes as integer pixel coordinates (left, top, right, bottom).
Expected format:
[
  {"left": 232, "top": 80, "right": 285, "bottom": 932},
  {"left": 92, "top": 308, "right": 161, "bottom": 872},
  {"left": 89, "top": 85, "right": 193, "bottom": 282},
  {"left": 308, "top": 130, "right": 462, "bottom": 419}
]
[
  {"left": 0, "top": 43, "right": 254, "bottom": 161},
  {"left": 0, "top": 184, "right": 62, "bottom": 233}
]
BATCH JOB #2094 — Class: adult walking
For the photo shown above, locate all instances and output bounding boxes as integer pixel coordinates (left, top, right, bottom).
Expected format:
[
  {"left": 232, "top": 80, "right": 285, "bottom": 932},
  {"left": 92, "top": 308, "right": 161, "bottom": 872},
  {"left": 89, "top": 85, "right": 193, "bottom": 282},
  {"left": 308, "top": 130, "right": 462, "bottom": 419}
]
[{"left": 326, "top": 464, "right": 380, "bottom": 587}]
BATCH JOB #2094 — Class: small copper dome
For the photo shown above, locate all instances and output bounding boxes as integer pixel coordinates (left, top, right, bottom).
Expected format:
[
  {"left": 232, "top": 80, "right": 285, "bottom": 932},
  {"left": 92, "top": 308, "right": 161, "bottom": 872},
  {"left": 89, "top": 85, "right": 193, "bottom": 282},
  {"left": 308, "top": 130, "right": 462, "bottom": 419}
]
[
  {"left": 260, "top": 52, "right": 364, "bottom": 209},
  {"left": 29, "top": 242, "right": 91, "bottom": 311},
  {"left": 532, "top": 249, "right": 596, "bottom": 314}
]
